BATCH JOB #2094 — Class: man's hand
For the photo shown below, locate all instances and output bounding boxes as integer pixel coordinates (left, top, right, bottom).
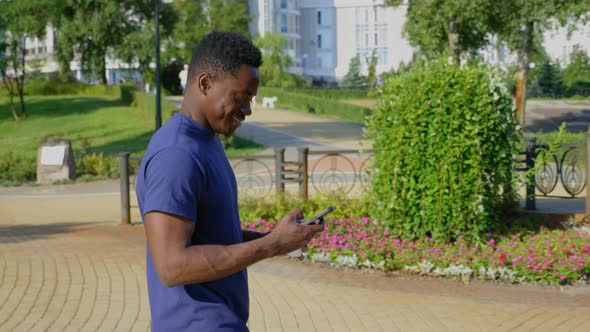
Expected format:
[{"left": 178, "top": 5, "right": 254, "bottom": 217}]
[{"left": 266, "top": 209, "right": 324, "bottom": 256}]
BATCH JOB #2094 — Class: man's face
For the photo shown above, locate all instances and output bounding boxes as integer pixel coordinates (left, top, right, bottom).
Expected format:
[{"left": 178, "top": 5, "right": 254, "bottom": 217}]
[{"left": 204, "top": 65, "right": 259, "bottom": 136}]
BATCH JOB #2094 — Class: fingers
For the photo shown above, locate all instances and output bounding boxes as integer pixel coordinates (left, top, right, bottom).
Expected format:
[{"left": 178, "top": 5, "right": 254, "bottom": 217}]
[
  {"left": 293, "top": 209, "right": 304, "bottom": 220},
  {"left": 286, "top": 209, "right": 303, "bottom": 222},
  {"left": 304, "top": 223, "right": 324, "bottom": 240}
]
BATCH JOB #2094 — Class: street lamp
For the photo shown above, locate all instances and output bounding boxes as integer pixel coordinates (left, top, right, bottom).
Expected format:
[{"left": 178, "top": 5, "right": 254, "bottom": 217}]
[{"left": 155, "top": 0, "right": 162, "bottom": 130}]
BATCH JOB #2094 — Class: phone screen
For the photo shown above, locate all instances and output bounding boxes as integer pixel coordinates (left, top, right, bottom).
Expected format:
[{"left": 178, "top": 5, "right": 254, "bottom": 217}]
[{"left": 301, "top": 206, "right": 336, "bottom": 225}]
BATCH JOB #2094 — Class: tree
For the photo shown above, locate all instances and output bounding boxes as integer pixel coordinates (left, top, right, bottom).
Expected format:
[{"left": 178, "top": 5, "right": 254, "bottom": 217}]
[
  {"left": 167, "top": 0, "right": 208, "bottom": 64},
  {"left": 341, "top": 56, "right": 367, "bottom": 88},
  {"left": 206, "top": 0, "right": 250, "bottom": 37},
  {"left": 0, "top": 0, "right": 51, "bottom": 121},
  {"left": 384, "top": 0, "right": 497, "bottom": 65},
  {"left": 113, "top": 2, "right": 176, "bottom": 86},
  {"left": 253, "top": 32, "right": 293, "bottom": 87},
  {"left": 562, "top": 47, "right": 590, "bottom": 90},
  {"left": 167, "top": 0, "right": 250, "bottom": 65},
  {"left": 367, "top": 50, "right": 378, "bottom": 88},
  {"left": 493, "top": 0, "right": 590, "bottom": 124},
  {"left": 535, "top": 60, "right": 564, "bottom": 97},
  {"left": 54, "top": 0, "right": 175, "bottom": 85}
]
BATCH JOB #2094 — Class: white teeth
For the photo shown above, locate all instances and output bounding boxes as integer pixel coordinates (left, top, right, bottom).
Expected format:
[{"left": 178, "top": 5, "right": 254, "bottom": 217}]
[{"left": 233, "top": 116, "right": 242, "bottom": 123}]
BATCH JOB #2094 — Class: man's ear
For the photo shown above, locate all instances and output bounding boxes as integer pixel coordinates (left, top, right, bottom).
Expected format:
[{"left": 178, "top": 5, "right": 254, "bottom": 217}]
[{"left": 197, "top": 72, "right": 212, "bottom": 96}]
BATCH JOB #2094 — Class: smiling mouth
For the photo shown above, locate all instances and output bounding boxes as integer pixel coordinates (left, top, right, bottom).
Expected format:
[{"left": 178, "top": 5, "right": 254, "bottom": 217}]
[{"left": 232, "top": 115, "right": 245, "bottom": 124}]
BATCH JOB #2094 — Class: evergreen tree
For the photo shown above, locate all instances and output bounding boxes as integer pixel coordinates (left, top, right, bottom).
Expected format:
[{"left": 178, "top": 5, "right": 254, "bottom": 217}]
[{"left": 341, "top": 56, "right": 367, "bottom": 88}]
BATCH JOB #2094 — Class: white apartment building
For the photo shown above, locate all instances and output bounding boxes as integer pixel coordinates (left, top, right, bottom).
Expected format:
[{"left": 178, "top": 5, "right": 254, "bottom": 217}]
[
  {"left": 544, "top": 21, "right": 590, "bottom": 66},
  {"left": 248, "top": 0, "right": 303, "bottom": 74},
  {"left": 298, "top": 0, "right": 414, "bottom": 83},
  {"left": 22, "top": 26, "right": 59, "bottom": 74}
]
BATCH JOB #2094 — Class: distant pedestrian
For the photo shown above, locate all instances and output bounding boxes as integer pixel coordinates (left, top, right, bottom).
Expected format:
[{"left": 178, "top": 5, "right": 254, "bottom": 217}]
[{"left": 179, "top": 64, "right": 189, "bottom": 94}]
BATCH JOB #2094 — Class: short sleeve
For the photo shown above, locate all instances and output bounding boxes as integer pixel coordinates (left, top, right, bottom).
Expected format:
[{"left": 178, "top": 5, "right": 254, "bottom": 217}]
[{"left": 142, "top": 147, "right": 204, "bottom": 222}]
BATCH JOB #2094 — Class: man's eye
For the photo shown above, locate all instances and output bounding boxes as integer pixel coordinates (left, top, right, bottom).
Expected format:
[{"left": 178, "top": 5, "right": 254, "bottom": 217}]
[{"left": 236, "top": 96, "right": 251, "bottom": 106}]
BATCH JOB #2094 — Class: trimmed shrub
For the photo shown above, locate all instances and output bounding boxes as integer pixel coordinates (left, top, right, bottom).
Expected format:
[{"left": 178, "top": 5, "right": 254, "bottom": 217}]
[
  {"left": 366, "top": 60, "right": 520, "bottom": 242},
  {"left": 0, "top": 153, "right": 36, "bottom": 183},
  {"left": 238, "top": 193, "right": 368, "bottom": 223},
  {"left": 131, "top": 91, "right": 178, "bottom": 121},
  {"left": 257, "top": 87, "right": 371, "bottom": 124},
  {"left": 288, "top": 88, "right": 369, "bottom": 99},
  {"left": 76, "top": 153, "right": 120, "bottom": 178}
]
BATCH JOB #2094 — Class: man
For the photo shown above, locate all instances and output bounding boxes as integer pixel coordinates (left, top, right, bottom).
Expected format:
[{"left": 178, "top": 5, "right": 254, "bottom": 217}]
[
  {"left": 136, "top": 31, "right": 324, "bottom": 331},
  {"left": 179, "top": 64, "right": 189, "bottom": 93}
]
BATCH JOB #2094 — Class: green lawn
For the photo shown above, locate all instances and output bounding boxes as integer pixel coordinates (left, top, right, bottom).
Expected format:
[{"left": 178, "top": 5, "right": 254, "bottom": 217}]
[{"left": 0, "top": 95, "right": 263, "bottom": 160}]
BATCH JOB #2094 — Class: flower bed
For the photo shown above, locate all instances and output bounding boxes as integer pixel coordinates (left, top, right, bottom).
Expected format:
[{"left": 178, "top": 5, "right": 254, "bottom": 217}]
[{"left": 243, "top": 217, "right": 590, "bottom": 285}]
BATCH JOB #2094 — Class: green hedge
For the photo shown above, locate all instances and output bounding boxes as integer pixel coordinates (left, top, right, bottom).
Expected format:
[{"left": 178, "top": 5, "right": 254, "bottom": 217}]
[
  {"left": 287, "top": 88, "right": 369, "bottom": 99},
  {"left": 131, "top": 91, "right": 178, "bottom": 121},
  {"left": 257, "top": 87, "right": 372, "bottom": 124},
  {"left": 0, "top": 81, "right": 139, "bottom": 104},
  {"left": 0, "top": 153, "right": 36, "bottom": 184},
  {"left": 367, "top": 60, "right": 520, "bottom": 242}
]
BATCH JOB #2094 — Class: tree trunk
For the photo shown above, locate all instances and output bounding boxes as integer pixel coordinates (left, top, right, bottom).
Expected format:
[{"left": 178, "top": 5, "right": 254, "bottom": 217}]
[
  {"left": 516, "top": 21, "right": 533, "bottom": 126},
  {"left": 495, "top": 37, "right": 502, "bottom": 69},
  {"left": 17, "top": 38, "right": 27, "bottom": 120},
  {"left": 99, "top": 48, "right": 107, "bottom": 85},
  {"left": 7, "top": 87, "right": 20, "bottom": 121},
  {"left": 448, "top": 14, "right": 460, "bottom": 65},
  {"left": 1, "top": 73, "right": 20, "bottom": 121}
]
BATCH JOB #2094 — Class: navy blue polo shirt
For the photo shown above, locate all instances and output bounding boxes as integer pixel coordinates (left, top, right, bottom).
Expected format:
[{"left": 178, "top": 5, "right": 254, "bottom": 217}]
[{"left": 136, "top": 113, "right": 248, "bottom": 331}]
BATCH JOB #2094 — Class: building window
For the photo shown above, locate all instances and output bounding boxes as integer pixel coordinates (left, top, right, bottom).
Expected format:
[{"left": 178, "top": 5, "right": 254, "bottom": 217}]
[
  {"left": 317, "top": 11, "right": 322, "bottom": 25},
  {"left": 281, "top": 0, "right": 287, "bottom": 9},
  {"left": 317, "top": 34, "right": 322, "bottom": 48},
  {"left": 280, "top": 14, "right": 288, "bottom": 33},
  {"left": 375, "top": 33, "right": 378, "bottom": 47},
  {"left": 288, "top": 15, "right": 294, "bottom": 33}
]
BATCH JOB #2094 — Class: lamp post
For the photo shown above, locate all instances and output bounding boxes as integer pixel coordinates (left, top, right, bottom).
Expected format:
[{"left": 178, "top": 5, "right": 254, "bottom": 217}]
[{"left": 155, "top": 0, "right": 162, "bottom": 130}]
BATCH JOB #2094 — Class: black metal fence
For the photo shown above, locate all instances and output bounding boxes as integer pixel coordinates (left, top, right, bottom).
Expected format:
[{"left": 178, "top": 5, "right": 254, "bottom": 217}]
[{"left": 118, "top": 136, "right": 590, "bottom": 224}]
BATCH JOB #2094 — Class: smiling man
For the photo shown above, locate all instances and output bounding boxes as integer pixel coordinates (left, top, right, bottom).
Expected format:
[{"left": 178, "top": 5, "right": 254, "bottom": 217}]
[{"left": 135, "top": 31, "right": 324, "bottom": 331}]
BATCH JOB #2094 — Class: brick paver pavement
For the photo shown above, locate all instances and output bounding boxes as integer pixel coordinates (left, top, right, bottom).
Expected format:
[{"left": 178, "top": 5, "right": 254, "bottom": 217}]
[{"left": 1, "top": 222, "right": 589, "bottom": 332}]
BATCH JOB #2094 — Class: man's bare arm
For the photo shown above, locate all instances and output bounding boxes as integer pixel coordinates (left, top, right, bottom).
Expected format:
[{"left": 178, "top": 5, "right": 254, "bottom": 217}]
[
  {"left": 242, "top": 230, "right": 269, "bottom": 242},
  {"left": 145, "top": 209, "right": 323, "bottom": 287}
]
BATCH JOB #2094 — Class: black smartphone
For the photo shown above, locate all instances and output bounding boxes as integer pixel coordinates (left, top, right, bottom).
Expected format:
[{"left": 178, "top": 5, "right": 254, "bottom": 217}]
[{"left": 298, "top": 206, "right": 336, "bottom": 225}]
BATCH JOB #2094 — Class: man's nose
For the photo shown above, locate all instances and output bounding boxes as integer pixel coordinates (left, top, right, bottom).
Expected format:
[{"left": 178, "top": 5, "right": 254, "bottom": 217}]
[{"left": 241, "top": 102, "right": 252, "bottom": 116}]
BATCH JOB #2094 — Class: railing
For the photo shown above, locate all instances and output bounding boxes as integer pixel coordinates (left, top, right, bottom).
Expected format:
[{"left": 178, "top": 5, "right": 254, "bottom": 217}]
[
  {"left": 118, "top": 147, "right": 373, "bottom": 224},
  {"left": 118, "top": 134, "right": 590, "bottom": 224}
]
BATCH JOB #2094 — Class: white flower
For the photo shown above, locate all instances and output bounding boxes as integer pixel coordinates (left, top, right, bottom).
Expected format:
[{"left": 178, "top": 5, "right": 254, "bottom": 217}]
[
  {"left": 336, "top": 254, "right": 358, "bottom": 268},
  {"left": 418, "top": 260, "right": 435, "bottom": 274},
  {"left": 310, "top": 252, "right": 330, "bottom": 263}
]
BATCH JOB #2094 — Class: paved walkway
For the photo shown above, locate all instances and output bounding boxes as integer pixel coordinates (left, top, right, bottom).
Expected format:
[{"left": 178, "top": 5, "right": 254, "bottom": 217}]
[{"left": 1, "top": 221, "right": 589, "bottom": 332}]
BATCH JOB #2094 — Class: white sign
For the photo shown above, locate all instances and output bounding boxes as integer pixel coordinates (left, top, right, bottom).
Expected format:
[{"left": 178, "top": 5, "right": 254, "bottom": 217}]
[{"left": 40, "top": 146, "right": 66, "bottom": 166}]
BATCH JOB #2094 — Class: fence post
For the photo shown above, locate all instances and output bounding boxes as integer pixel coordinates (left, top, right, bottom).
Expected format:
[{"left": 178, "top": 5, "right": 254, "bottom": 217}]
[
  {"left": 119, "top": 152, "right": 131, "bottom": 225},
  {"left": 274, "top": 148, "right": 285, "bottom": 194},
  {"left": 525, "top": 137, "right": 537, "bottom": 210},
  {"left": 298, "top": 147, "right": 309, "bottom": 200},
  {"left": 585, "top": 130, "right": 590, "bottom": 215}
]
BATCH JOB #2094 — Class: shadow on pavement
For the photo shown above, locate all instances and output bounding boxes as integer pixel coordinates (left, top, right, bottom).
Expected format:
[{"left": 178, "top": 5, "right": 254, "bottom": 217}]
[
  {"left": 525, "top": 108, "right": 590, "bottom": 133},
  {"left": 0, "top": 221, "right": 106, "bottom": 244}
]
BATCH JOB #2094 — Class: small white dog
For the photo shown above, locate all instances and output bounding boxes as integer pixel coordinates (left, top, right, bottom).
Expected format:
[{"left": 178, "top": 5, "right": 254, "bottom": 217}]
[{"left": 261, "top": 96, "right": 278, "bottom": 109}]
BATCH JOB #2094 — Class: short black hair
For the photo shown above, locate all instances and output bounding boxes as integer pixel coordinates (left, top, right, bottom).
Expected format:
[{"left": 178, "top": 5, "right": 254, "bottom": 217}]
[{"left": 188, "top": 30, "right": 262, "bottom": 86}]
